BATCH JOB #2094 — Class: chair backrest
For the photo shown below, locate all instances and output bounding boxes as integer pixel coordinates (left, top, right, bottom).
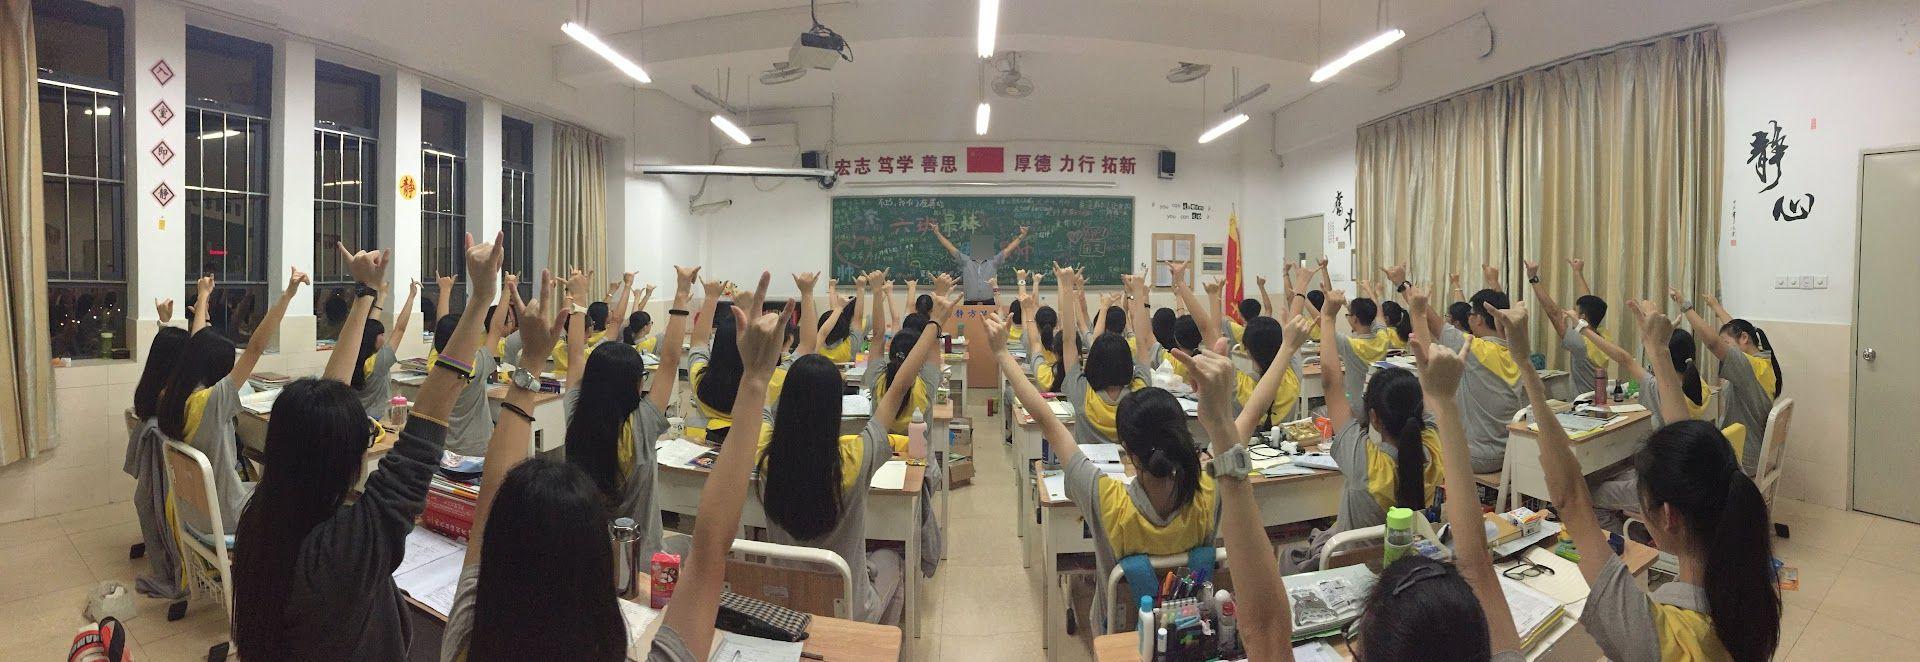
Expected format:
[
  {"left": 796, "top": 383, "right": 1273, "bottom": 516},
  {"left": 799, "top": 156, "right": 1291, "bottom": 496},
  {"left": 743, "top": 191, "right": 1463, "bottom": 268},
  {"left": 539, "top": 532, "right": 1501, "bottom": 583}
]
[
  {"left": 722, "top": 539, "right": 855, "bottom": 619},
  {"left": 1706, "top": 378, "right": 1731, "bottom": 422},
  {"left": 1103, "top": 547, "right": 1230, "bottom": 634},
  {"left": 163, "top": 441, "right": 223, "bottom": 536},
  {"left": 1317, "top": 516, "right": 1445, "bottom": 571},
  {"left": 1754, "top": 397, "right": 1794, "bottom": 504}
]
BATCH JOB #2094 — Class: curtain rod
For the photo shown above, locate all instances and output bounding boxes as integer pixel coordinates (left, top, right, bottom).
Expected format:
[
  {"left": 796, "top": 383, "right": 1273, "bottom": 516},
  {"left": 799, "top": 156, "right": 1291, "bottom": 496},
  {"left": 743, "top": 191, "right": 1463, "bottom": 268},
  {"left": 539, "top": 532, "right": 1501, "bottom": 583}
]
[{"left": 1359, "top": 23, "right": 1717, "bottom": 129}]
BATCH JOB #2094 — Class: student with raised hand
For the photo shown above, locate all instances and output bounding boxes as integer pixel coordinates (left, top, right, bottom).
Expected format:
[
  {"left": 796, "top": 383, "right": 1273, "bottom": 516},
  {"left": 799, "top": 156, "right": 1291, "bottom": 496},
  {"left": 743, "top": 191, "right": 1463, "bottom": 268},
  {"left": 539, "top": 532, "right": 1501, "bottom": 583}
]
[
  {"left": 1280, "top": 289, "right": 1442, "bottom": 570},
  {"left": 436, "top": 283, "right": 521, "bottom": 458},
  {"left": 863, "top": 274, "right": 942, "bottom": 436},
  {"left": 1524, "top": 258, "right": 1610, "bottom": 399},
  {"left": 1581, "top": 301, "right": 1701, "bottom": 531},
  {"left": 1018, "top": 287, "right": 1066, "bottom": 393},
  {"left": 1411, "top": 280, "right": 1523, "bottom": 473},
  {"left": 1670, "top": 288, "right": 1781, "bottom": 474},
  {"left": 548, "top": 268, "right": 606, "bottom": 378},
  {"left": 560, "top": 265, "right": 697, "bottom": 562},
  {"left": 156, "top": 268, "right": 308, "bottom": 536},
  {"left": 1331, "top": 281, "right": 1394, "bottom": 405},
  {"left": 1498, "top": 305, "right": 1780, "bottom": 661},
  {"left": 231, "top": 236, "right": 502, "bottom": 660},
  {"left": 1056, "top": 266, "right": 1154, "bottom": 446},
  {"left": 687, "top": 274, "right": 785, "bottom": 443},
  {"left": 815, "top": 291, "right": 860, "bottom": 363},
  {"left": 975, "top": 309, "right": 1217, "bottom": 632},
  {"left": 126, "top": 300, "right": 192, "bottom": 599},
  {"left": 347, "top": 276, "right": 418, "bottom": 420}
]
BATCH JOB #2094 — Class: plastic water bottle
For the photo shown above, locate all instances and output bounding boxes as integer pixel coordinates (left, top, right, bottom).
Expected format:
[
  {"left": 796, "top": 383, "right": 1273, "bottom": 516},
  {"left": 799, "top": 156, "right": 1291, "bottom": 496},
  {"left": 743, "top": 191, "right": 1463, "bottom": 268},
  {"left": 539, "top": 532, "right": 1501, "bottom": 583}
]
[
  {"left": 1593, "top": 367, "right": 1610, "bottom": 413},
  {"left": 384, "top": 396, "right": 411, "bottom": 429},
  {"left": 1383, "top": 507, "right": 1416, "bottom": 567},
  {"left": 1137, "top": 595, "right": 1155, "bottom": 660}
]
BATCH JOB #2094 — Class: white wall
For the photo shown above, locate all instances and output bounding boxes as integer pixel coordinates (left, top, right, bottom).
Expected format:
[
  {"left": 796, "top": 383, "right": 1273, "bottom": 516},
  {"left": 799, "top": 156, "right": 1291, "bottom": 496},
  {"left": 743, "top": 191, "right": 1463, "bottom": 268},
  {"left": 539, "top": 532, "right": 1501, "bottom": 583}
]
[{"left": 1264, "top": 0, "right": 1920, "bottom": 509}]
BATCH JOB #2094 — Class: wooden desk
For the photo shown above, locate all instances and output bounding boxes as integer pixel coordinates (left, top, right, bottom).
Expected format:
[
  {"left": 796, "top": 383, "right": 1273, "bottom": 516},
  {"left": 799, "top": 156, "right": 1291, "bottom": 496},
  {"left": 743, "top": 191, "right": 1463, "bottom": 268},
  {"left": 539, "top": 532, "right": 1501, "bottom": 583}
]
[
  {"left": 1089, "top": 538, "right": 1660, "bottom": 662},
  {"left": 1503, "top": 407, "right": 1653, "bottom": 503},
  {"left": 1032, "top": 457, "right": 1342, "bottom": 659},
  {"left": 237, "top": 409, "right": 395, "bottom": 489},
  {"left": 653, "top": 444, "right": 929, "bottom": 641}
]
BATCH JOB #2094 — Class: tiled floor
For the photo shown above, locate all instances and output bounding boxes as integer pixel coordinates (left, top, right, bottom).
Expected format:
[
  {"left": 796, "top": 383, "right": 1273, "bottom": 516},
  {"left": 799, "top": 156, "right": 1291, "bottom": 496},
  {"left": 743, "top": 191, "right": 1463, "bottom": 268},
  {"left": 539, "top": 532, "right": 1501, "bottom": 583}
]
[{"left": 5, "top": 394, "right": 1918, "bottom": 660}]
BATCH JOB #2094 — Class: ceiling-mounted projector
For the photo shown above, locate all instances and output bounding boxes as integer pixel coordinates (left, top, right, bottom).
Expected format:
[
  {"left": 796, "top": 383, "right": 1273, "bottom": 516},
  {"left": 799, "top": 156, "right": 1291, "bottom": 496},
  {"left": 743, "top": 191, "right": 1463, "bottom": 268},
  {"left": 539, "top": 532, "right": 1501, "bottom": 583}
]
[{"left": 790, "top": 30, "right": 848, "bottom": 70}]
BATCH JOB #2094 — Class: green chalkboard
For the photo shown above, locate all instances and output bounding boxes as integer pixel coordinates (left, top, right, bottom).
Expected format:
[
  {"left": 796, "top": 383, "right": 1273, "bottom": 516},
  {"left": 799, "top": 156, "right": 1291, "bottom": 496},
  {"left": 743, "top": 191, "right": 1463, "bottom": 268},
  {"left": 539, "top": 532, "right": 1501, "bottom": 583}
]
[{"left": 830, "top": 195, "right": 1134, "bottom": 285}]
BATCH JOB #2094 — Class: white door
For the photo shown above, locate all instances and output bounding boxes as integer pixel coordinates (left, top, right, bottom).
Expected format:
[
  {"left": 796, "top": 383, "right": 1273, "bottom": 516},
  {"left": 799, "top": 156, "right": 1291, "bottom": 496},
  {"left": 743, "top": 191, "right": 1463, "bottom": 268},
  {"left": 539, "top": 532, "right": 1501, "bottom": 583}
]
[
  {"left": 1284, "top": 215, "right": 1325, "bottom": 270},
  {"left": 1852, "top": 148, "right": 1920, "bottom": 523}
]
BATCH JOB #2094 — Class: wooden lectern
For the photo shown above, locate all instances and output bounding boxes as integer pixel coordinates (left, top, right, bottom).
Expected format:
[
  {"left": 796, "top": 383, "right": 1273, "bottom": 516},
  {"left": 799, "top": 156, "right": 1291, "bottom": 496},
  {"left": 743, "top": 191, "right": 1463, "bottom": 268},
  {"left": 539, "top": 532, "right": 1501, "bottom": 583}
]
[{"left": 950, "top": 304, "right": 1003, "bottom": 385}]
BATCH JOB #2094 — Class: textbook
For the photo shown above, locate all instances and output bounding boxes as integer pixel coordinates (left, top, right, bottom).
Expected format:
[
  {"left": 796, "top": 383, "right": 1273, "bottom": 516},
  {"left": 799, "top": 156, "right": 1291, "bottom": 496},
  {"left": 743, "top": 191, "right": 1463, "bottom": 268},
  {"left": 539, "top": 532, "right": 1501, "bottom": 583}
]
[
  {"left": 1500, "top": 575, "right": 1567, "bottom": 651},
  {"left": 1286, "top": 563, "right": 1378, "bottom": 641}
]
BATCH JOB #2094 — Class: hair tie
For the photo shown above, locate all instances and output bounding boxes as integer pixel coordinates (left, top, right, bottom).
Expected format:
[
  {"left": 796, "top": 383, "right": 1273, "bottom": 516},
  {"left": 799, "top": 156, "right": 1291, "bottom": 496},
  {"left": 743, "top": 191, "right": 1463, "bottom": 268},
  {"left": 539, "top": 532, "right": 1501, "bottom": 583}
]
[{"left": 1390, "top": 563, "right": 1447, "bottom": 595}]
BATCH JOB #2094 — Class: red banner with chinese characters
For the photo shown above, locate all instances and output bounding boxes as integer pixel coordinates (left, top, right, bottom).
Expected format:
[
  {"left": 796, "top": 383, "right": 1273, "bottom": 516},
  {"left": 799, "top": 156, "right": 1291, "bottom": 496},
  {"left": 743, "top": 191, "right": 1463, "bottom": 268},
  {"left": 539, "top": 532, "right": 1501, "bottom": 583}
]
[{"left": 826, "top": 143, "right": 1152, "bottom": 180}]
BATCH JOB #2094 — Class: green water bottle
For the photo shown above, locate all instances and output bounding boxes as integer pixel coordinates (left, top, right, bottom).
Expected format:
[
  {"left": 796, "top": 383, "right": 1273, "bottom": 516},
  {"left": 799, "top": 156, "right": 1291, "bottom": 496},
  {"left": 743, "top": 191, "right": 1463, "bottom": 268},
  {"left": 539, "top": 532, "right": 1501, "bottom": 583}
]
[{"left": 1383, "top": 507, "right": 1416, "bottom": 567}]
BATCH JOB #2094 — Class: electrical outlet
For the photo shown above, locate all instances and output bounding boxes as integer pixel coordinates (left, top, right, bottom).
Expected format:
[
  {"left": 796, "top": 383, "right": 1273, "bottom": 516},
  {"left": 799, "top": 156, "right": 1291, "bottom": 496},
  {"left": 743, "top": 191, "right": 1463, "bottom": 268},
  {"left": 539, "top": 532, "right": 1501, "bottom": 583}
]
[
  {"left": 1795, "top": 275, "right": 1816, "bottom": 289},
  {"left": 1813, "top": 275, "right": 1829, "bottom": 289},
  {"left": 1775, "top": 275, "right": 1791, "bottom": 289}
]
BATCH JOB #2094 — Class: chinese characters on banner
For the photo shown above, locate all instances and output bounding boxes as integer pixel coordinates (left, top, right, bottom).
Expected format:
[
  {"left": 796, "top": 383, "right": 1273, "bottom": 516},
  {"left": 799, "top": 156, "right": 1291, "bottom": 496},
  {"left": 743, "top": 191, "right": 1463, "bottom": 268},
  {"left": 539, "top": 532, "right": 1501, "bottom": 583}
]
[
  {"left": 830, "top": 146, "right": 1145, "bottom": 178},
  {"left": 1747, "top": 120, "right": 1815, "bottom": 222}
]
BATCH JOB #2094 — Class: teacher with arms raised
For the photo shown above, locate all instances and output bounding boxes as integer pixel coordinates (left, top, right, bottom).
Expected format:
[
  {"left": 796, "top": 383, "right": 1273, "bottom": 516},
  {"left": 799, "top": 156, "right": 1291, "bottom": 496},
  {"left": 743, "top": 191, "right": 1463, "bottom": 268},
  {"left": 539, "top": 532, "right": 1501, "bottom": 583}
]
[{"left": 930, "top": 223, "right": 1028, "bottom": 305}]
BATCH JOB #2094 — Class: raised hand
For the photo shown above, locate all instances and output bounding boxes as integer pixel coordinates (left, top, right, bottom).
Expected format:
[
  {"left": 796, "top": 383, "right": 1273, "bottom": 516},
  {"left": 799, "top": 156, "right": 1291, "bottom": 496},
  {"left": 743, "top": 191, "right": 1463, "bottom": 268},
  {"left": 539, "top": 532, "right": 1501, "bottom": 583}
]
[
  {"left": 928, "top": 292, "right": 962, "bottom": 324},
  {"left": 794, "top": 271, "right": 820, "bottom": 293},
  {"left": 566, "top": 268, "right": 590, "bottom": 300},
  {"left": 1641, "top": 308, "right": 1675, "bottom": 346},
  {"left": 1017, "top": 225, "right": 1031, "bottom": 238},
  {"left": 701, "top": 277, "right": 726, "bottom": 299},
  {"left": 1018, "top": 289, "right": 1038, "bottom": 312},
  {"left": 283, "top": 267, "right": 310, "bottom": 297},
  {"left": 1449, "top": 273, "right": 1462, "bottom": 289},
  {"left": 967, "top": 312, "right": 1010, "bottom": 353},
  {"left": 1668, "top": 286, "right": 1685, "bottom": 305},
  {"left": 1384, "top": 263, "right": 1409, "bottom": 285},
  {"left": 1492, "top": 306, "right": 1531, "bottom": 357},
  {"left": 734, "top": 299, "right": 792, "bottom": 377},
  {"left": 409, "top": 278, "right": 421, "bottom": 297},
  {"left": 1407, "top": 284, "right": 1430, "bottom": 313},
  {"left": 1015, "top": 268, "right": 1029, "bottom": 284},
  {"left": 1412, "top": 333, "right": 1465, "bottom": 399},
  {"left": 1203, "top": 277, "right": 1225, "bottom": 296},
  {"left": 514, "top": 269, "right": 563, "bottom": 356},
  {"left": 196, "top": 274, "right": 215, "bottom": 300},
  {"left": 1315, "top": 257, "right": 1329, "bottom": 272},
  {"left": 1053, "top": 262, "right": 1077, "bottom": 284},
  {"left": 155, "top": 298, "right": 175, "bottom": 324},
  {"left": 1483, "top": 263, "right": 1501, "bottom": 284},
  {"left": 1256, "top": 275, "right": 1268, "bottom": 288},
  {"left": 932, "top": 273, "right": 956, "bottom": 296},
  {"left": 464, "top": 232, "right": 506, "bottom": 301},
  {"left": 735, "top": 272, "right": 772, "bottom": 316},
  {"left": 436, "top": 272, "right": 455, "bottom": 293},
  {"left": 504, "top": 272, "right": 520, "bottom": 292},
  {"left": 1170, "top": 338, "right": 1237, "bottom": 426},
  {"left": 1322, "top": 288, "right": 1347, "bottom": 319},
  {"left": 1523, "top": 260, "right": 1541, "bottom": 279},
  {"left": 1567, "top": 257, "right": 1585, "bottom": 273},
  {"left": 336, "top": 243, "right": 389, "bottom": 286}
]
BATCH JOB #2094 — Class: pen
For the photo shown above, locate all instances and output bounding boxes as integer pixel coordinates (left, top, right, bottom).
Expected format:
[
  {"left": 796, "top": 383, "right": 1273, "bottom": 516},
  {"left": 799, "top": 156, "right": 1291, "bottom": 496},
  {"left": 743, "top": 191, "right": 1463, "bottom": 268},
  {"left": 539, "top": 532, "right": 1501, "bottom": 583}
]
[{"left": 800, "top": 653, "right": 826, "bottom": 661}]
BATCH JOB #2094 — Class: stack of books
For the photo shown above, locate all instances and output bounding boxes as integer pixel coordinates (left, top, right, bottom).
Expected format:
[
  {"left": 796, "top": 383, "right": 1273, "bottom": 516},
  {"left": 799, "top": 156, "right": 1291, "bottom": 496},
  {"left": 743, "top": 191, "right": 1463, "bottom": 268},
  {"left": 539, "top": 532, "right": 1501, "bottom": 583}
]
[
  {"left": 397, "top": 357, "right": 432, "bottom": 373},
  {"left": 1501, "top": 577, "right": 1568, "bottom": 651},
  {"left": 421, "top": 474, "right": 479, "bottom": 541},
  {"left": 247, "top": 372, "right": 293, "bottom": 392}
]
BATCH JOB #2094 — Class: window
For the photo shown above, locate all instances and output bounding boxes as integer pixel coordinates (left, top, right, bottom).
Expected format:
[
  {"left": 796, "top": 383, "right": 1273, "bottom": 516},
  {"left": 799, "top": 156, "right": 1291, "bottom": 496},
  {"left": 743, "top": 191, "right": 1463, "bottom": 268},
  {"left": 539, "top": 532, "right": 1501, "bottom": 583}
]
[
  {"left": 420, "top": 91, "right": 466, "bottom": 317},
  {"left": 184, "top": 27, "right": 272, "bottom": 343},
  {"left": 35, "top": 0, "right": 128, "bottom": 359},
  {"left": 313, "top": 61, "right": 379, "bottom": 342},
  {"left": 502, "top": 116, "right": 535, "bottom": 300}
]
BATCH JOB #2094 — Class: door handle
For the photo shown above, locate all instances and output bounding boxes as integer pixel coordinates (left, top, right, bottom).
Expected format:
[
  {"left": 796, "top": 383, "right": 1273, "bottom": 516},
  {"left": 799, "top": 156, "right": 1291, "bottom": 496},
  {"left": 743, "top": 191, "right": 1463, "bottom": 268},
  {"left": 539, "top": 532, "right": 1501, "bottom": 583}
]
[{"left": 1862, "top": 347, "right": 1877, "bottom": 362}]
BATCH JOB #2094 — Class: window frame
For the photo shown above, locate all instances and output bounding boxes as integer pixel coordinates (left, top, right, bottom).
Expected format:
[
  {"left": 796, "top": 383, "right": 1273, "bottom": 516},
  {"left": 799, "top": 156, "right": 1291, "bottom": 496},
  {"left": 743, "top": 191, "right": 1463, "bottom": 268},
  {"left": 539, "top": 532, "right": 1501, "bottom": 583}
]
[
  {"left": 36, "top": 0, "right": 129, "bottom": 360},
  {"left": 312, "top": 62, "right": 380, "bottom": 341},
  {"left": 420, "top": 91, "right": 468, "bottom": 316},
  {"left": 501, "top": 116, "right": 535, "bottom": 299},
  {"left": 184, "top": 27, "right": 274, "bottom": 344}
]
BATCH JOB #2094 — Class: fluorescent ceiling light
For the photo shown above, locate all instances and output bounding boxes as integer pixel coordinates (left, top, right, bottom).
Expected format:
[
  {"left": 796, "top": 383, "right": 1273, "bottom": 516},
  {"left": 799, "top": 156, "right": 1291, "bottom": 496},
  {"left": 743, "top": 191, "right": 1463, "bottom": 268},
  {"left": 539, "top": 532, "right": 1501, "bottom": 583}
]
[
  {"left": 84, "top": 106, "right": 111, "bottom": 116},
  {"left": 562, "top": 21, "right": 652, "bottom": 85},
  {"left": 198, "top": 129, "right": 240, "bottom": 140},
  {"left": 1309, "top": 28, "right": 1406, "bottom": 83},
  {"left": 975, "top": 102, "right": 991, "bottom": 136},
  {"left": 709, "top": 115, "right": 753, "bottom": 146},
  {"left": 977, "top": 0, "right": 999, "bottom": 58},
  {"left": 1197, "top": 113, "right": 1249, "bottom": 144},
  {"left": 637, "top": 164, "right": 833, "bottom": 178},
  {"left": 322, "top": 180, "right": 362, "bottom": 187}
]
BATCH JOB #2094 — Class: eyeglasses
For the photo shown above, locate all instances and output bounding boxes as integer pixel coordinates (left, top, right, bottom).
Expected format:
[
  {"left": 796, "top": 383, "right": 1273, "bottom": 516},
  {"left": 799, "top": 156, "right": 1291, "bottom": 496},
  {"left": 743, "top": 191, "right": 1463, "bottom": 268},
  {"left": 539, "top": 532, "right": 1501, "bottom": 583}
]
[{"left": 1501, "top": 558, "right": 1557, "bottom": 580}]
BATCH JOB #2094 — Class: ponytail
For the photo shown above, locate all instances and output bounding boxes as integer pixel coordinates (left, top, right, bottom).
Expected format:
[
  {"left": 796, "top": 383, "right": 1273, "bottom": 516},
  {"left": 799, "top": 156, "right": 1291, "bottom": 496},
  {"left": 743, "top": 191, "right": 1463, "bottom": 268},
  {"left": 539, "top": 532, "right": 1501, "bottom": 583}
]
[
  {"left": 1669, "top": 329, "right": 1704, "bottom": 407},
  {"left": 1722, "top": 319, "right": 1784, "bottom": 395},
  {"left": 1116, "top": 388, "right": 1201, "bottom": 512},
  {"left": 1634, "top": 420, "right": 1780, "bottom": 662},
  {"left": 1392, "top": 415, "right": 1428, "bottom": 510},
  {"left": 1381, "top": 301, "right": 1414, "bottom": 343},
  {"left": 1364, "top": 368, "right": 1428, "bottom": 510}
]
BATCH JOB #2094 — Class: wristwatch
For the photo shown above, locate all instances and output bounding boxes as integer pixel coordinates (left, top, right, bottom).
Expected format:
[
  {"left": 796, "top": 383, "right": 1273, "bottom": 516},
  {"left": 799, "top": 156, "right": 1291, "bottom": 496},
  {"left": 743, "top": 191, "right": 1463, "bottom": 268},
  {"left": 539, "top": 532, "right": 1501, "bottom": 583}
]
[
  {"left": 1527, "top": 276, "right": 1541, "bottom": 285},
  {"left": 1206, "top": 443, "right": 1254, "bottom": 481},
  {"left": 508, "top": 367, "right": 542, "bottom": 392},
  {"left": 1396, "top": 280, "right": 1412, "bottom": 293}
]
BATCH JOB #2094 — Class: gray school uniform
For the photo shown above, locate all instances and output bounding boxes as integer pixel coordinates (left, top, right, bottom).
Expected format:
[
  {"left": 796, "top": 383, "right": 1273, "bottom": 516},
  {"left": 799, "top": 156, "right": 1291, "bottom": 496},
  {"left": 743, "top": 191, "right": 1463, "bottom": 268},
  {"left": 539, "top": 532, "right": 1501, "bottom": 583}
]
[
  {"left": 1450, "top": 335, "right": 1525, "bottom": 474},
  {"left": 1327, "top": 419, "right": 1436, "bottom": 533},
  {"left": 444, "top": 351, "right": 499, "bottom": 456},
  {"left": 1334, "top": 331, "right": 1380, "bottom": 405},
  {"left": 1065, "top": 359, "right": 1151, "bottom": 446},
  {"left": 1063, "top": 447, "right": 1221, "bottom": 632},
  {"left": 1718, "top": 351, "right": 1775, "bottom": 475},
  {"left": 862, "top": 349, "right": 942, "bottom": 413},
  {"left": 757, "top": 414, "right": 894, "bottom": 622},
  {"left": 357, "top": 346, "right": 400, "bottom": 418},
  {"left": 956, "top": 253, "right": 1004, "bottom": 301},
  {"left": 124, "top": 418, "right": 185, "bottom": 598},
  {"left": 441, "top": 564, "right": 698, "bottom": 662},
  {"left": 564, "top": 390, "right": 671, "bottom": 562},
  {"left": 500, "top": 330, "right": 525, "bottom": 367},
  {"left": 184, "top": 377, "right": 254, "bottom": 535},
  {"left": 1580, "top": 555, "right": 1717, "bottom": 662},
  {"left": 1563, "top": 324, "right": 1602, "bottom": 399}
]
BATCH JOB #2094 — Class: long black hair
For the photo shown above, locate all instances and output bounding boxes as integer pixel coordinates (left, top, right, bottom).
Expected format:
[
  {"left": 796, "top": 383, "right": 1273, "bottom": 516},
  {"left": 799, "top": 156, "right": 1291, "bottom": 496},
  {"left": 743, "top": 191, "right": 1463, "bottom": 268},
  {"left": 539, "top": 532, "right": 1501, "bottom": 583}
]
[
  {"left": 157, "top": 329, "right": 237, "bottom": 440},
  {"left": 1357, "top": 556, "right": 1492, "bottom": 661},
  {"left": 1172, "top": 315, "right": 1201, "bottom": 354},
  {"left": 585, "top": 301, "right": 609, "bottom": 333},
  {"left": 1084, "top": 332, "right": 1135, "bottom": 390},
  {"left": 1363, "top": 368, "right": 1428, "bottom": 510},
  {"left": 1381, "top": 300, "right": 1414, "bottom": 341},
  {"left": 1115, "top": 388, "right": 1201, "bottom": 513},
  {"left": 621, "top": 311, "right": 652, "bottom": 345},
  {"left": 695, "top": 306, "right": 744, "bottom": 414},
  {"left": 565, "top": 342, "right": 646, "bottom": 507},
  {"left": 1634, "top": 420, "right": 1780, "bottom": 661},
  {"left": 1670, "top": 329, "right": 1704, "bottom": 407},
  {"left": 1009, "top": 299, "right": 1024, "bottom": 325},
  {"left": 1102, "top": 306, "right": 1127, "bottom": 335},
  {"left": 913, "top": 294, "right": 933, "bottom": 316},
  {"left": 821, "top": 297, "right": 856, "bottom": 347},
  {"left": 232, "top": 379, "right": 375, "bottom": 657},
  {"left": 134, "top": 327, "right": 191, "bottom": 420},
  {"left": 883, "top": 330, "right": 921, "bottom": 410},
  {"left": 467, "top": 460, "right": 625, "bottom": 661},
  {"left": 1446, "top": 301, "right": 1472, "bottom": 331},
  {"left": 1150, "top": 308, "right": 1178, "bottom": 352},
  {"left": 1721, "top": 319, "right": 1783, "bottom": 396},
  {"left": 1034, "top": 306, "right": 1065, "bottom": 392},
  {"left": 350, "top": 318, "right": 385, "bottom": 390},
  {"left": 1241, "top": 317, "right": 1283, "bottom": 374},
  {"left": 433, "top": 313, "right": 460, "bottom": 353},
  {"left": 758, "top": 355, "right": 848, "bottom": 541}
]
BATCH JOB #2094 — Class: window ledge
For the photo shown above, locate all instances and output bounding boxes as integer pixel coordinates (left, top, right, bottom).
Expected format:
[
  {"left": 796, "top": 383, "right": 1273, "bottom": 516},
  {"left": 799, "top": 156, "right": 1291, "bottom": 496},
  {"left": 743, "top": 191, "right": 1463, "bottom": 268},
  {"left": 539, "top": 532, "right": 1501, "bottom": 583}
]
[{"left": 54, "top": 357, "right": 136, "bottom": 368}]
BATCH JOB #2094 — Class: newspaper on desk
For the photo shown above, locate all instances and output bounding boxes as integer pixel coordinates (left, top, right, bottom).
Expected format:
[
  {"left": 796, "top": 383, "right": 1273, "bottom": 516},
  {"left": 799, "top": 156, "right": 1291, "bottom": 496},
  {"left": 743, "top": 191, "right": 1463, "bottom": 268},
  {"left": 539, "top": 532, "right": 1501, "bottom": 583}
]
[
  {"left": 394, "top": 528, "right": 466, "bottom": 616},
  {"left": 841, "top": 394, "right": 873, "bottom": 418},
  {"left": 1287, "top": 563, "right": 1378, "bottom": 640}
]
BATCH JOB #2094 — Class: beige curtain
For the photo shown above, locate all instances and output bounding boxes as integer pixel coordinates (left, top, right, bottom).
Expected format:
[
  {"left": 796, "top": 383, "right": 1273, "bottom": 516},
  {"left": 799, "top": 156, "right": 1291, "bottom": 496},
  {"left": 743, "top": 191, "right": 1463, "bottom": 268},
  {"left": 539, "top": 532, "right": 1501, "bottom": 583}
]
[
  {"left": 1, "top": 0, "right": 54, "bottom": 464},
  {"left": 549, "top": 123, "right": 607, "bottom": 289},
  {"left": 1356, "top": 28, "right": 1723, "bottom": 363},
  {"left": 1509, "top": 29, "right": 1723, "bottom": 361}
]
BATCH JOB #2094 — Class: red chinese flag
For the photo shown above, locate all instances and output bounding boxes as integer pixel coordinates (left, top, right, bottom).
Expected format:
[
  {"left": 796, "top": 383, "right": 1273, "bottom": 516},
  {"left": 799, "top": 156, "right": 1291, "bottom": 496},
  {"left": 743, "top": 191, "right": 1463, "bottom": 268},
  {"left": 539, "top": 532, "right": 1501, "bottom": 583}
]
[
  {"left": 967, "top": 146, "right": 1005, "bottom": 173},
  {"left": 1224, "top": 211, "right": 1246, "bottom": 324}
]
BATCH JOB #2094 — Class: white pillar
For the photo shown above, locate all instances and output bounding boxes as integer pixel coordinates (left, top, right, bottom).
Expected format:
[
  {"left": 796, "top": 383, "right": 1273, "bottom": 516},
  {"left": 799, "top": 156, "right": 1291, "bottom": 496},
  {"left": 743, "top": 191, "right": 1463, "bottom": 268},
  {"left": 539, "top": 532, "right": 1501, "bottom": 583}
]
[
  {"left": 269, "top": 37, "right": 316, "bottom": 357},
  {"left": 378, "top": 70, "right": 425, "bottom": 354},
  {"left": 126, "top": 0, "right": 185, "bottom": 343},
  {"left": 466, "top": 99, "right": 503, "bottom": 241},
  {"left": 531, "top": 118, "right": 554, "bottom": 280}
]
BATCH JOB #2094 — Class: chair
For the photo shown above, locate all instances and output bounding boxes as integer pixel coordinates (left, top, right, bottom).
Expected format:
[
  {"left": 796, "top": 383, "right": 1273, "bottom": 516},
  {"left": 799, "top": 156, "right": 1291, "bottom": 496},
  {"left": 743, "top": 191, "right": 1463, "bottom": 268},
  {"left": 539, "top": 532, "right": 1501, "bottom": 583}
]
[
  {"left": 162, "top": 441, "right": 235, "bottom": 661},
  {"left": 1708, "top": 378, "right": 1731, "bottom": 422},
  {"left": 1316, "top": 516, "right": 1446, "bottom": 571},
  {"left": 722, "top": 539, "right": 856, "bottom": 619},
  {"left": 1102, "top": 547, "right": 1229, "bottom": 635},
  {"left": 1756, "top": 398, "right": 1795, "bottom": 537}
]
